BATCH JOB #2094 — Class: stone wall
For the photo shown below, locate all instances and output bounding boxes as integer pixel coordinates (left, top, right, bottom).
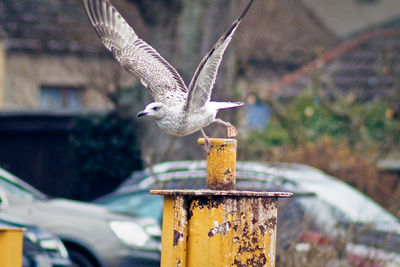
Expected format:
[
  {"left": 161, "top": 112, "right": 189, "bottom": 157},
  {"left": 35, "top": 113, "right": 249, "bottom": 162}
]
[{"left": 3, "top": 50, "right": 137, "bottom": 110}]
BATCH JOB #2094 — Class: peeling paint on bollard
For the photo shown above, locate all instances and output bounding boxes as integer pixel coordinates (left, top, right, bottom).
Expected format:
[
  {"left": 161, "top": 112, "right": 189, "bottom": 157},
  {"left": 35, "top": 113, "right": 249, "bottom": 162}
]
[
  {"left": 152, "top": 190, "right": 292, "bottom": 267},
  {"left": 160, "top": 195, "right": 188, "bottom": 267},
  {"left": 187, "top": 196, "right": 277, "bottom": 267}
]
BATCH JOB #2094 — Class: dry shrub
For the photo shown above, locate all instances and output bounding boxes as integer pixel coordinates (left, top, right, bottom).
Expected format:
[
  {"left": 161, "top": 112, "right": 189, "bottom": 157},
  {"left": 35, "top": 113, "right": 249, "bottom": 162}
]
[
  {"left": 278, "top": 244, "right": 351, "bottom": 267},
  {"left": 277, "top": 229, "right": 390, "bottom": 267},
  {"left": 276, "top": 212, "right": 396, "bottom": 267},
  {"left": 265, "top": 136, "right": 399, "bottom": 216}
]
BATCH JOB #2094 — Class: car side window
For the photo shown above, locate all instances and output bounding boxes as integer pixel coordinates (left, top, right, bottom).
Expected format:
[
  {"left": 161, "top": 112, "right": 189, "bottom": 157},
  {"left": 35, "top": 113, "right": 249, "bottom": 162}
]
[
  {"left": 0, "top": 179, "right": 36, "bottom": 201},
  {"left": 0, "top": 189, "right": 7, "bottom": 208}
]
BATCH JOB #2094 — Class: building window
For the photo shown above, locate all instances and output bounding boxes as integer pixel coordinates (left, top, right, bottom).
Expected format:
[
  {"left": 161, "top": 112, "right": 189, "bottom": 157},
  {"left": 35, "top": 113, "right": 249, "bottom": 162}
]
[
  {"left": 245, "top": 94, "right": 270, "bottom": 130},
  {"left": 40, "top": 85, "right": 83, "bottom": 110}
]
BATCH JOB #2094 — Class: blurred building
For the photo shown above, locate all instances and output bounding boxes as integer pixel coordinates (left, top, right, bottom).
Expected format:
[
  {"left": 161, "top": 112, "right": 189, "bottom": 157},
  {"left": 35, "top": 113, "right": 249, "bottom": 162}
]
[
  {"left": 261, "top": 28, "right": 400, "bottom": 101},
  {"left": 302, "top": 0, "right": 400, "bottom": 38},
  {"left": 1, "top": 0, "right": 399, "bottom": 110},
  {"left": 238, "top": 0, "right": 400, "bottom": 100},
  {"left": 0, "top": 0, "right": 142, "bottom": 111},
  {"left": 0, "top": 0, "right": 144, "bottom": 199}
]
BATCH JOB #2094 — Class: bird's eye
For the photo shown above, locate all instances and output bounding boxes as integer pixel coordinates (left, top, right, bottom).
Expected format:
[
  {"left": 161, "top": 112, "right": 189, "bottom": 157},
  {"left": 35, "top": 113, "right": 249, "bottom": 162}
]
[{"left": 152, "top": 106, "right": 159, "bottom": 111}]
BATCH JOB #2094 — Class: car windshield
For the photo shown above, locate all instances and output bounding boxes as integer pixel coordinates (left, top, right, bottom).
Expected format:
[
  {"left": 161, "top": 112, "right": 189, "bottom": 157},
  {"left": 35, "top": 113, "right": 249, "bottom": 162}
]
[
  {"left": 101, "top": 189, "right": 400, "bottom": 236},
  {"left": 0, "top": 176, "right": 44, "bottom": 201},
  {"left": 100, "top": 191, "right": 164, "bottom": 222},
  {"left": 294, "top": 174, "right": 400, "bottom": 232},
  {"left": 100, "top": 190, "right": 353, "bottom": 234},
  {"left": 100, "top": 163, "right": 400, "bottom": 234}
]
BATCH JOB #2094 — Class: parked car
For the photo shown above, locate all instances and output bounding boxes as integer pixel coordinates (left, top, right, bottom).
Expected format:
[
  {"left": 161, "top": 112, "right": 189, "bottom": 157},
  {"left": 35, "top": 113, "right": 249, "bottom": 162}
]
[
  {"left": 0, "top": 167, "right": 161, "bottom": 267},
  {"left": 95, "top": 160, "right": 400, "bottom": 266},
  {"left": 0, "top": 213, "right": 71, "bottom": 267}
]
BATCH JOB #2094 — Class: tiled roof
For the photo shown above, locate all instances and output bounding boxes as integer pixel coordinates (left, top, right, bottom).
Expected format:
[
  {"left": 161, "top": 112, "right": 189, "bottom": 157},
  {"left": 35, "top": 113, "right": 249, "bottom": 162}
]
[
  {"left": 0, "top": 0, "right": 145, "bottom": 53},
  {"left": 301, "top": 0, "right": 400, "bottom": 38},
  {"left": 237, "top": 0, "right": 339, "bottom": 70},
  {"left": 262, "top": 28, "right": 400, "bottom": 99},
  {"left": 0, "top": 0, "right": 336, "bottom": 62}
]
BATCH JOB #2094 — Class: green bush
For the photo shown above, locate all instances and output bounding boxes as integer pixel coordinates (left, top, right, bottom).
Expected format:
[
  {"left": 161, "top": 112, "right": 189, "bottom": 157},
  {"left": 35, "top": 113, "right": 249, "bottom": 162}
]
[
  {"left": 363, "top": 102, "right": 400, "bottom": 145},
  {"left": 247, "top": 91, "right": 399, "bottom": 149},
  {"left": 239, "top": 91, "right": 400, "bottom": 215},
  {"left": 69, "top": 112, "right": 143, "bottom": 200},
  {"left": 246, "top": 120, "right": 290, "bottom": 147}
]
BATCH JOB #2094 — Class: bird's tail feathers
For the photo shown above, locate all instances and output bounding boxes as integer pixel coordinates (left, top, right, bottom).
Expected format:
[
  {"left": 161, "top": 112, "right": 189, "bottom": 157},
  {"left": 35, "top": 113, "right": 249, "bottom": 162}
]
[{"left": 212, "top": 101, "right": 244, "bottom": 110}]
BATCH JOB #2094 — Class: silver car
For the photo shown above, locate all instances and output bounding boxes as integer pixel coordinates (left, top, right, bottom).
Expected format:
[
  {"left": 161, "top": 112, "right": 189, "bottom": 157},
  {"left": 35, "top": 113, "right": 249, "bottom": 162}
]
[
  {"left": 95, "top": 160, "right": 400, "bottom": 266},
  {"left": 0, "top": 167, "right": 161, "bottom": 267}
]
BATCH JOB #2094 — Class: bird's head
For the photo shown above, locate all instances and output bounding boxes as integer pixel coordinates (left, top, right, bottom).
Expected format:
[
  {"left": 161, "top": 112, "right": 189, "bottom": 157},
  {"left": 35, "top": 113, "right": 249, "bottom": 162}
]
[{"left": 137, "top": 102, "right": 166, "bottom": 120}]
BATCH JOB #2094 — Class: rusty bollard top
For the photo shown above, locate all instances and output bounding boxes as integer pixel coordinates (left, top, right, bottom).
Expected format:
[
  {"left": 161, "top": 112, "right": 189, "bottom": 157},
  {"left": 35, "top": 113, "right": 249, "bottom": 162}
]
[{"left": 198, "top": 138, "right": 237, "bottom": 190}]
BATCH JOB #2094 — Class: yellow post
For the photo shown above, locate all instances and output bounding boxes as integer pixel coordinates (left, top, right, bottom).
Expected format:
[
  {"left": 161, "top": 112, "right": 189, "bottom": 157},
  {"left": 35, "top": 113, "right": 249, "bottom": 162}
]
[
  {"left": 160, "top": 195, "right": 189, "bottom": 266},
  {"left": 0, "top": 227, "right": 24, "bottom": 267},
  {"left": 198, "top": 138, "right": 237, "bottom": 190},
  {"left": 152, "top": 139, "right": 292, "bottom": 267},
  {"left": 0, "top": 41, "right": 6, "bottom": 107}
]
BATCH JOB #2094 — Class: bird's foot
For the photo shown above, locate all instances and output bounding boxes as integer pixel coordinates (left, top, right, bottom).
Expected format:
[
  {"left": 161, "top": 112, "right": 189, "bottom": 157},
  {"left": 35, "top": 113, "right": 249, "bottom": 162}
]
[
  {"left": 214, "top": 118, "right": 239, "bottom": 139},
  {"left": 200, "top": 129, "right": 212, "bottom": 154},
  {"left": 202, "top": 137, "right": 212, "bottom": 154},
  {"left": 226, "top": 124, "right": 238, "bottom": 138}
]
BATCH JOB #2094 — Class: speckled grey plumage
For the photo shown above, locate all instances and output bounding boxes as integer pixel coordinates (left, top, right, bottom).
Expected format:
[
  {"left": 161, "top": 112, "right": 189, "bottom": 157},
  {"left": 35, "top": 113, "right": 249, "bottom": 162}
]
[{"left": 82, "top": 0, "right": 254, "bottom": 138}]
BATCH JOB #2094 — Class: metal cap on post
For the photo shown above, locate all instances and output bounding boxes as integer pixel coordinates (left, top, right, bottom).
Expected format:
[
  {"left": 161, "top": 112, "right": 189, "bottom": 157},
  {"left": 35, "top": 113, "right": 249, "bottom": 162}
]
[{"left": 198, "top": 138, "right": 237, "bottom": 190}]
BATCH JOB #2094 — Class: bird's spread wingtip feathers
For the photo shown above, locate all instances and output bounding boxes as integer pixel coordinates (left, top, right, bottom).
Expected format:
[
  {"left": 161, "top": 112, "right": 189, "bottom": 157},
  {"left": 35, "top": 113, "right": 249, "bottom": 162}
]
[
  {"left": 82, "top": 0, "right": 188, "bottom": 106},
  {"left": 238, "top": 0, "right": 255, "bottom": 22},
  {"left": 184, "top": 0, "right": 255, "bottom": 112}
]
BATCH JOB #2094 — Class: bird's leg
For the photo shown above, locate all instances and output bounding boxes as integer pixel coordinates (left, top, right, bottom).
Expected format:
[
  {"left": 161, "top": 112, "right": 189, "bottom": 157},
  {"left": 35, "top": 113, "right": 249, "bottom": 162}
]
[
  {"left": 200, "top": 128, "right": 212, "bottom": 154},
  {"left": 215, "top": 118, "right": 238, "bottom": 138}
]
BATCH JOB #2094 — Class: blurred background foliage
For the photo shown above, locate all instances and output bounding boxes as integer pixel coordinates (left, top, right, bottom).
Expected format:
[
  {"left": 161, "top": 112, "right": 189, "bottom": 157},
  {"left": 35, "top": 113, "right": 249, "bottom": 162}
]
[
  {"left": 69, "top": 112, "right": 143, "bottom": 200},
  {"left": 242, "top": 90, "right": 399, "bottom": 148},
  {"left": 239, "top": 84, "right": 400, "bottom": 215}
]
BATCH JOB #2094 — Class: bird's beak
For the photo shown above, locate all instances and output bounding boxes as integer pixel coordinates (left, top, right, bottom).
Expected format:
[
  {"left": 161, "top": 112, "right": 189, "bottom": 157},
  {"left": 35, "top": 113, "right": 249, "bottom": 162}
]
[{"left": 137, "top": 111, "right": 148, "bottom": 118}]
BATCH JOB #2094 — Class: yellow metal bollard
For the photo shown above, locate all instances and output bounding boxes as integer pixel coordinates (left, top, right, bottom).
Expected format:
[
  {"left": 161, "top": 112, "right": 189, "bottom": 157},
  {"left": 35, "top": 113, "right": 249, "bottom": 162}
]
[
  {"left": 198, "top": 138, "right": 237, "bottom": 190},
  {"left": 0, "top": 227, "right": 24, "bottom": 267},
  {"left": 152, "top": 139, "right": 292, "bottom": 267}
]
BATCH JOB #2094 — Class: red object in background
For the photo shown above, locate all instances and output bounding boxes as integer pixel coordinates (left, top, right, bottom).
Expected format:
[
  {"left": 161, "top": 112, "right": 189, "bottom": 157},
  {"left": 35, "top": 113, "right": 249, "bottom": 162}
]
[{"left": 298, "top": 231, "right": 333, "bottom": 246}]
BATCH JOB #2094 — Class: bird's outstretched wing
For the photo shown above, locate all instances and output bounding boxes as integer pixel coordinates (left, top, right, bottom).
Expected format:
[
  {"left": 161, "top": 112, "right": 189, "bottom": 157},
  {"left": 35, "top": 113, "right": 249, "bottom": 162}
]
[
  {"left": 82, "top": 0, "right": 187, "bottom": 106},
  {"left": 184, "top": 0, "right": 254, "bottom": 112}
]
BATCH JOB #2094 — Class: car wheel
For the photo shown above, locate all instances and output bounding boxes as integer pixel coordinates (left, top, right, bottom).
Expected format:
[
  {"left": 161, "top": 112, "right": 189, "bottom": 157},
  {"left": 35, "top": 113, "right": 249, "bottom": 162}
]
[{"left": 68, "top": 248, "right": 97, "bottom": 267}]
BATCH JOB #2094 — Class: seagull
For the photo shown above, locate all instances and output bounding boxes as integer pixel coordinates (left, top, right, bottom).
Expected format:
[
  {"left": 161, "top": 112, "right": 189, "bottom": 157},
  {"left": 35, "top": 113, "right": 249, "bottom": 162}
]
[{"left": 82, "top": 0, "right": 254, "bottom": 151}]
